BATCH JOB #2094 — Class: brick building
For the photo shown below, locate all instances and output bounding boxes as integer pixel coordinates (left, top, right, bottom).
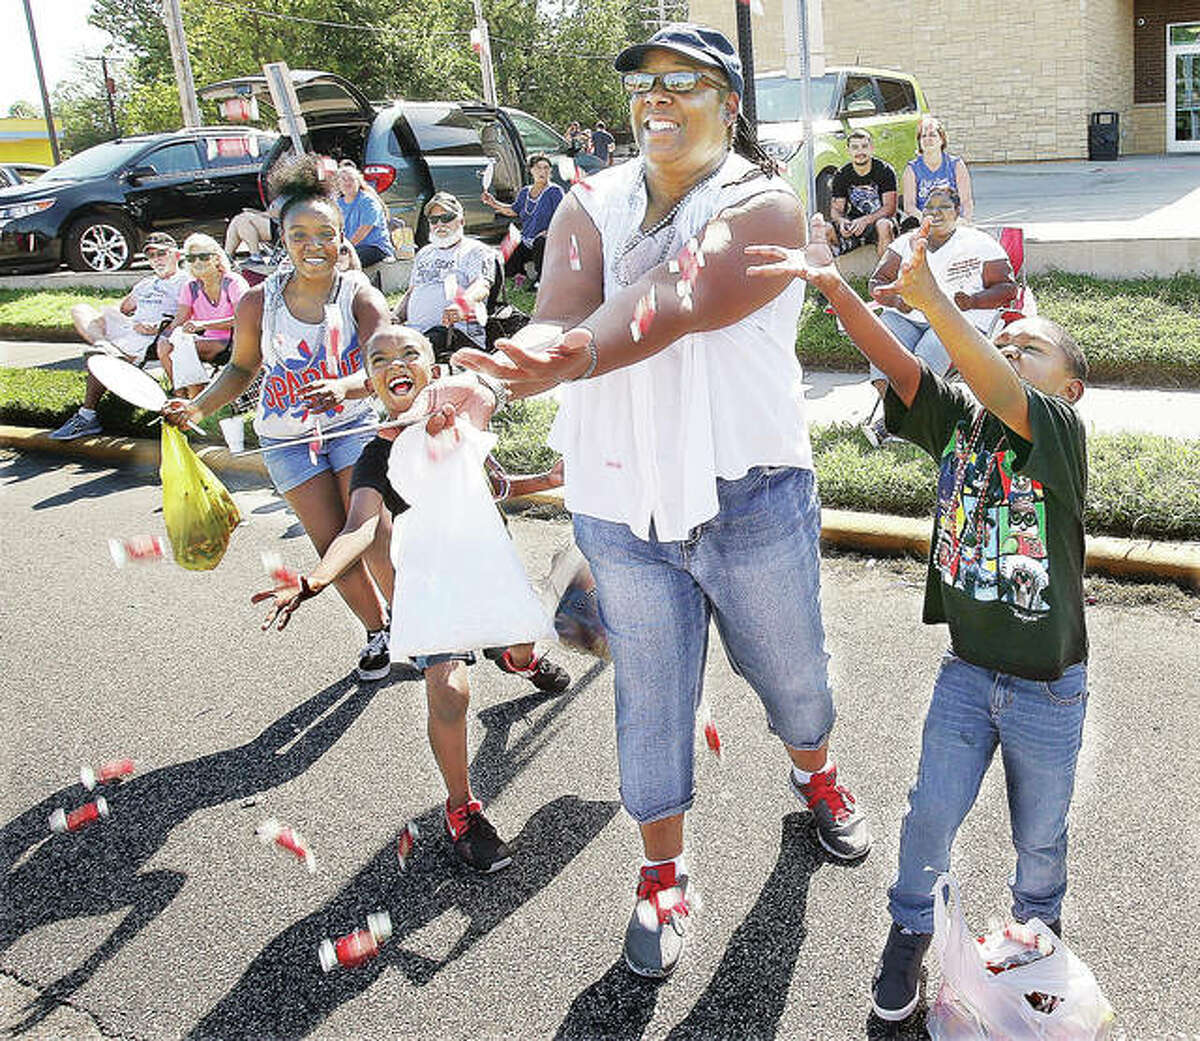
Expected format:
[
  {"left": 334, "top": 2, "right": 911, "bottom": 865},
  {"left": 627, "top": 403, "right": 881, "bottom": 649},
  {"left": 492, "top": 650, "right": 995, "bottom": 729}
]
[{"left": 685, "top": 0, "right": 1200, "bottom": 161}]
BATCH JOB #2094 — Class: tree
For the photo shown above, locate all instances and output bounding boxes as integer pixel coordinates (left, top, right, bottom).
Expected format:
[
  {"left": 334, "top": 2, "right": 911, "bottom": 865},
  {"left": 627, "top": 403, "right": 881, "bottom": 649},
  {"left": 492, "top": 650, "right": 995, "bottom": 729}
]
[{"left": 7, "top": 100, "right": 39, "bottom": 119}]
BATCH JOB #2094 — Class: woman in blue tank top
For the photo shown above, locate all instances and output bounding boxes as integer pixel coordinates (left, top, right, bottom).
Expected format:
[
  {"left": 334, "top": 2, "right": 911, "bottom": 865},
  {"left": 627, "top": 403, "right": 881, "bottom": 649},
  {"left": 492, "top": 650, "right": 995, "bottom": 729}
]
[{"left": 901, "top": 116, "right": 974, "bottom": 226}]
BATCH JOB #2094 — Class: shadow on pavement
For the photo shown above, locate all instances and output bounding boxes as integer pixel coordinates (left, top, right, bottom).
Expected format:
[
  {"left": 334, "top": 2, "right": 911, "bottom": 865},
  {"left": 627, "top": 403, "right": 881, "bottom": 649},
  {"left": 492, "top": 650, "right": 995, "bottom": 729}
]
[
  {"left": 1, "top": 677, "right": 381, "bottom": 1035},
  {"left": 555, "top": 812, "right": 855, "bottom": 1041},
  {"left": 0, "top": 453, "right": 141, "bottom": 502},
  {"left": 187, "top": 662, "right": 615, "bottom": 1041}
]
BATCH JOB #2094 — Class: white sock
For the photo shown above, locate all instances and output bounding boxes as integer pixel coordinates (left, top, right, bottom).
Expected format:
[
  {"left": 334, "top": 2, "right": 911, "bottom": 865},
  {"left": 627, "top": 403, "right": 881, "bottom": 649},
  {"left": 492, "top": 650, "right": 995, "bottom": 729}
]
[
  {"left": 78, "top": 407, "right": 96, "bottom": 420},
  {"left": 792, "top": 759, "right": 834, "bottom": 786},
  {"left": 641, "top": 854, "right": 688, "bottom": 879}
]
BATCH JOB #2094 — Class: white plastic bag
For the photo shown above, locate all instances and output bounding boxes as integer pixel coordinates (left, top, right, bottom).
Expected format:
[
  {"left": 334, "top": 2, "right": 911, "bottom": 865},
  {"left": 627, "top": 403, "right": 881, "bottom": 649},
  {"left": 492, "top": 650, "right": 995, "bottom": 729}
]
[
  {"left": 168, "top": 328, "right": 208, "bottom": 388},
  {"left": 387, "top": 418, "right": 552, "bottom": 658},
  {"left": 927, "top": 873, "right": 1115, "bottom": 1041}
]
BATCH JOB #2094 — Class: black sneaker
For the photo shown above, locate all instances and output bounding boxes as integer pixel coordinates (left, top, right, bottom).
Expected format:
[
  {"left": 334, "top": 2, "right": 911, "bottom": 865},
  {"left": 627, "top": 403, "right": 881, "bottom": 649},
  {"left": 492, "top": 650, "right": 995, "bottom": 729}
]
[
  {"left": 444, "top": 798, "right": 512, "bottom": 873},
  {"left": 495, "top": 649, "right": 570, "bottom": 694},
  {"left": 871, "top": 923, "right": 931, "bottom": 1022},
  {"left": 357, "top": 627, "right": 390, "bottom": 681}
]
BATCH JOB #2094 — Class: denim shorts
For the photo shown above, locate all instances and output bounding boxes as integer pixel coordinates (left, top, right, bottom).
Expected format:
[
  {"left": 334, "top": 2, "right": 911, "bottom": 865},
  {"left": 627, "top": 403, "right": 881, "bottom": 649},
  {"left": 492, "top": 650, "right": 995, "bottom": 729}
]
[
  {"left": 412, "top": 650, "right": 476, "bottom": 672},
  {"left": 260, "top": 426, "right": 376, "bottom": 495},
  {"left": 573, "top": 466, "right": 834, "bottom": 824}
]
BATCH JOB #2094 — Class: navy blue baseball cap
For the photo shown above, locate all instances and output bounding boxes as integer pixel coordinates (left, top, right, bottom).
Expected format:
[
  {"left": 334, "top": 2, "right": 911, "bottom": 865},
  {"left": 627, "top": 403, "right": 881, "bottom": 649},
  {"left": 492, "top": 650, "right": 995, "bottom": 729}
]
[{"left": 615, "top": 23, "right": 744, "bottom": 100}]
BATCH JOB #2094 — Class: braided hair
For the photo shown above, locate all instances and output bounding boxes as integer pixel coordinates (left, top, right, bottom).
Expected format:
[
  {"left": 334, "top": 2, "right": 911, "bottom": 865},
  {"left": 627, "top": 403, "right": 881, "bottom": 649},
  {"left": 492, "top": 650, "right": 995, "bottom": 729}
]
[
  {"left": 731, "top": 113, "right": 778, "bottom": 180},
  {"left": 266, "top": 152, "right": 341, "bottom": 226}
]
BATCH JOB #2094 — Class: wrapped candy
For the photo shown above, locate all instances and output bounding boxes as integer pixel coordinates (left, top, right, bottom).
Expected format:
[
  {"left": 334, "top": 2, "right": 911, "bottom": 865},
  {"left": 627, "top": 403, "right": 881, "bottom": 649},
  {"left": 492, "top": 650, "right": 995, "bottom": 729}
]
[
  {"left": 555, "top": 156, "right": 592, "bottom": 192},
  {"left": 568, "top": 234, "right": 582, "bottom": 271},
  {"left": 318, "top": 911, "right": 393, "bottom": 972},
  {"left": 308, "top": 417, "right": 323, "bottom": 467},
  {"left": 669, "top": 237, "right": 706, "bottom": 311},
  {"left": 261, "top": 551, "right": 300, "bottom": 591},
  {"left": 443, "top": 274, "right": 487, "bottom": 327},
  {"left": 49, "top": 797, "right": 109, "bottom": 834},
  {"left": 629, "top": 287, "right": 657, "bottom": 343},
  {"left": 702, "top": 713, "right": 722, "bottom": 759},
  {"left": 256, "top": 817, "right": 317, "bottom": 874},
  {"left": 109, "top": 535, "right": 165, "bottom": 568},
  {"left": 396, "top": 821, "right": 420, "bottom": 870},
  {"left": 498, "top": 224, "right": 521, "bottom": 263},
  {"left": 80, "top": 758, "right": 134, "bottom": 790}
]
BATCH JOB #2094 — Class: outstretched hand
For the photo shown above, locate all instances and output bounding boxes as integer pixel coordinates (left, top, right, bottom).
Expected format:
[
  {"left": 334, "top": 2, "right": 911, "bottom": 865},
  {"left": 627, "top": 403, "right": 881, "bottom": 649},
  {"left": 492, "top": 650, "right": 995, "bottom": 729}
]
[
  {"left": 250, "top": 576, "right": 316, "bottom": 632},
  {"left": 874, "top": 217, "right": 940, "bottom": 313},
  {"left": 744, "top": 214, "right": 841, "bottom": 294},
  {"left": 452, "top": 326, "right": 595, "bottom": 399}
]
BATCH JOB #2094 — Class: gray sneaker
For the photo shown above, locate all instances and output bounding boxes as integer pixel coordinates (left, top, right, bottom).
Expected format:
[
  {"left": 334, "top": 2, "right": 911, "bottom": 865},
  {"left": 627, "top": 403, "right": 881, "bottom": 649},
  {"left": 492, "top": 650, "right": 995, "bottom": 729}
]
[
  {"left": 49, "top": 410, "right": 102, "bottom": 440},
  {"left": 623, "top": 862, "right": 694, "bottom": 978},
  {"left": 871, "top": 923, "right": 931, "bottom": 1021},
  {"left": 356, "top": 627, "right": 390, "bottom": 681},
  {"left": 790, "top": 764, "right": 871, "bottom": 860},
  {"left": 862, "top": 415, "right": 890, "bottom": 448}
]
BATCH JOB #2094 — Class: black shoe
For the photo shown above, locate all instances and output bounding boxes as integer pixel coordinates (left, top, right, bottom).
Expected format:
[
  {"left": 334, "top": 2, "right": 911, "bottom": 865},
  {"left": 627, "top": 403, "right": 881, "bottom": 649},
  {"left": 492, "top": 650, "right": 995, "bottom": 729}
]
[
  {"left": 495, "top": 649, "right": 571, "bottom": 694},
  {"left": 357, "top": 627, "right": 390, "bottom": 681},
  {"left": 444, "top": 798, "right": 512, "bottom": 873},
  {"left": 871, "top": 923, "right": 931, "bottom": 1022}
]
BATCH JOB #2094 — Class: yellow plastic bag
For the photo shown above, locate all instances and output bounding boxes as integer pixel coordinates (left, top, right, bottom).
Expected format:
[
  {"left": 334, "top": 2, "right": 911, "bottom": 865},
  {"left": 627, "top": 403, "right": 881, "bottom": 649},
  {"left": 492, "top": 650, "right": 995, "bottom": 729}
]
[{"left": 160, "top": 424, "right": 241, "bottom": 571}]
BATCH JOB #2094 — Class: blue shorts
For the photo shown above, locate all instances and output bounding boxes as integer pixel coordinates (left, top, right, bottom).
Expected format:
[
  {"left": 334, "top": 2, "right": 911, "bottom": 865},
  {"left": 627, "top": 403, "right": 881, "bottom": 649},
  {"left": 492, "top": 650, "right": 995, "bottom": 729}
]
[
  {"left": 574, "top": 466, "right": 834, "bottom": 824},
  {"left": 412, "top": 651, "right": 476, "bottom": 672},
  {"left": 260, "top": 427, "right": 376, "bottom": 495}
]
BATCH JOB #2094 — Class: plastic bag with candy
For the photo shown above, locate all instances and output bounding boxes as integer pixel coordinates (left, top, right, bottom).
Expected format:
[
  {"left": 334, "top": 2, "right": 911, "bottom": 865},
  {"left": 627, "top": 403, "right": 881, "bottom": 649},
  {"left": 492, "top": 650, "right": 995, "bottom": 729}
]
[
  {"left": 927, "top": 873, "right": 1115, "bottom": 1041},
  {"left": 540, "top": 541, "right": 609, "bottom": 660},
  {"left": 160, "top": 424, "right": 241, "bottom": 571}
]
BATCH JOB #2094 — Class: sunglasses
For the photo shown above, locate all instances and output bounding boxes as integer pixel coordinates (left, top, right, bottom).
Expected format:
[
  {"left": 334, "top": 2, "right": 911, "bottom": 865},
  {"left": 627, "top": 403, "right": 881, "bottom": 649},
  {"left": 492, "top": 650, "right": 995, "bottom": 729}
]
[
  {"left": 145, "top": 248, "right": 173, "bottom": 259},
  {"left": 185, "top": 252, "right": 216, "bottom": 263},
  {"left": 427, "top": 212, "right": 459, "bottom": 225},
  {"left": 622, "top": 70, "right": 724, "bottom": 95}
]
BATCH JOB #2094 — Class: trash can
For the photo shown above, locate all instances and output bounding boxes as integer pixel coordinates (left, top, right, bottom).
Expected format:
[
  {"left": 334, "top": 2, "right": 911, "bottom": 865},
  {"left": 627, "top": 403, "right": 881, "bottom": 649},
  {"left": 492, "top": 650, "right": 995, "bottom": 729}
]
[{"left": 1088, "top": 112, "right": 1119, "bottom": 161}]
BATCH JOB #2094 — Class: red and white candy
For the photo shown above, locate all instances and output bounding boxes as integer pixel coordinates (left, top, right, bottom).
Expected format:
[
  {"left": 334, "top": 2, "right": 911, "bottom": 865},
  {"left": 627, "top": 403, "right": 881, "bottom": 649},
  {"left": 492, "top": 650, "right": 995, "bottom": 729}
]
[
  {"left": 568, "top": 233, "right": 582, "bottom": 271},
  {"left": 555, "top": 156, "right": 592, "bottom": 192},
  {"left": 498, "top": 224, "right": 521, "bottom": 263},
  {"left": 396, "top": 821, "right": 420, "bottom": 870},
  {"left": 256, "top": 817, "right": 317, "bottom": 874},
  {"left": 701, "top": 706, "right": 722, "bottom": 759},
  {"left": 49, "top": 797, "right": 109, "bottom": 834},
  {"left": 81, "top": 758, "right": 134, "bottom": 790},
  {"left": 443, "top": 274, "right": 487, "bottom": 327},
  {"left": 629, "top": 287, "right": 657, "bottom": 343},
  {"left": 109, "top": 536, "right": 164, "bottom": 568},
  {"left": 318, "top": 911, "right": 392, "bottom": 972},
  {"left": 261, "top": 551, "right": 300, "bottom": 591},
  {"left": 669, "top": 237, "right": 706, "bottom": 311}
]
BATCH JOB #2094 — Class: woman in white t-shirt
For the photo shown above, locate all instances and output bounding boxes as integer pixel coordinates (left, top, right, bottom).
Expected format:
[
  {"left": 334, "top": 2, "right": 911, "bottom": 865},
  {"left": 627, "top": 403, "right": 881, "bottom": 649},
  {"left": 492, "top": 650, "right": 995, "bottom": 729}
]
[
  {"left": 453, "top": 23, "right": 870, "bottom": 980},
  {"left": 864, "top": 187, "right": 1015, "bottom": 443}
]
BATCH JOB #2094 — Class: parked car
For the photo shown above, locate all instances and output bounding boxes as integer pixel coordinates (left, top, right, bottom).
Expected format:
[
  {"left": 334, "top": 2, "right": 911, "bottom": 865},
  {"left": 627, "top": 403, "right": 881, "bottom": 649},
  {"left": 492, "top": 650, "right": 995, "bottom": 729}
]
[
  {"left": 0, "top": 126, "right": 277, "bottom": 273},
  {"left": 754, "top": 66, "right": 929, "bottom": 217},
  {"left": 199, "top": 71, "right": 603, "bottom": 246},
  {"left": 0, "top": 163, "right": 49, "bottom": 188}
]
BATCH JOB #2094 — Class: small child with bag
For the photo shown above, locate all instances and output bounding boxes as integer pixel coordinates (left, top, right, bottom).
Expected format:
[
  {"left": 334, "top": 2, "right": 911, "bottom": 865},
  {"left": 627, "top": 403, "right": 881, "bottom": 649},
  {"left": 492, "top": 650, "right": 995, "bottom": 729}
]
[
  {"left": 746, "top": 215, "right": 1093, "bottom": 1025},
  {"left": 252, "top": 326, "right": 570, "bottom": 874}
]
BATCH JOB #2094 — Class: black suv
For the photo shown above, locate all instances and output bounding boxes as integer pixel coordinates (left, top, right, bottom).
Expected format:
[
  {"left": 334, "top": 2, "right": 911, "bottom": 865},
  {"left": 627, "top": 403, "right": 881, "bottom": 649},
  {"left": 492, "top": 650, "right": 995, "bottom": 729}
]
[
  {"left": 200, "top": 71, "right": 602, "bottom": 245},
  {"left": 0, "top": 126, "right": 277, "bottom": 273}
]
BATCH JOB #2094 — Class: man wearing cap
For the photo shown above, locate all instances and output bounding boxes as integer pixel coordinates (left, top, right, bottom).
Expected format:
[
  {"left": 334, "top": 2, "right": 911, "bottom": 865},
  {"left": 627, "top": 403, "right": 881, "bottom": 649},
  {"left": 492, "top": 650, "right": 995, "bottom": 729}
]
[
  {"left": 454, "top": 23, "right": 871, "bottom": 978},
  {"left": 394, "top": 192, "right": 495, "bottom": 363},
  {"left": 51, "top": 232, "right": 189, "bottom": 440}
]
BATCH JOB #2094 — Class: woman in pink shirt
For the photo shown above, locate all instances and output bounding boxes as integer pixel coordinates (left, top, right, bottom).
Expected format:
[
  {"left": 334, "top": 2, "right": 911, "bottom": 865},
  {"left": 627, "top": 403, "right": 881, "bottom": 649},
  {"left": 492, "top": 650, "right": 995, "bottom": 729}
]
[{"left": 160, "top": 233, "right": 248, "bottom": 396}]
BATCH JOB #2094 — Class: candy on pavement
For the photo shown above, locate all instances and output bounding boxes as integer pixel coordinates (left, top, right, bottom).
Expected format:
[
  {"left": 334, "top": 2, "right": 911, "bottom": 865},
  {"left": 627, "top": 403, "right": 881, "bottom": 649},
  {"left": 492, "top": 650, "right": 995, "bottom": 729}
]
[
  {"left": 318, "top": 911, "right": 393, "bottom": 972},
  {"left": 256, "top": 817, "right": 318, "bottom": 874},
  {"left": 49, "top": 797, "right": 109, "bottom": 834},
  {"left": 396, "top": 821, "right": 420, "bottom": 870},
  {"left": 81, "top": 758, "right": 134, "bottom": 790}
]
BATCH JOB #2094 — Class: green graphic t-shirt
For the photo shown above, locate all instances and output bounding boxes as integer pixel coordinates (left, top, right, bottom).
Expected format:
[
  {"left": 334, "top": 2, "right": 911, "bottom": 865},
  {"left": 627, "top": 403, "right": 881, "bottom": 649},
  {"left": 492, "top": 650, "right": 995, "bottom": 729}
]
[{"left": 885, "top": 364, "right": 1088, "bottom": 680}]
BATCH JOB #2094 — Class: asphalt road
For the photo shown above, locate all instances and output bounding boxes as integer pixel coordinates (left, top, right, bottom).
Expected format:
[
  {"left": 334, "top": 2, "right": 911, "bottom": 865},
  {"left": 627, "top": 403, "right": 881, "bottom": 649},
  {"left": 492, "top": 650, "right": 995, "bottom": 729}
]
[{"left": 1, "top": 450, "right": 1198, "bottom": 1041}]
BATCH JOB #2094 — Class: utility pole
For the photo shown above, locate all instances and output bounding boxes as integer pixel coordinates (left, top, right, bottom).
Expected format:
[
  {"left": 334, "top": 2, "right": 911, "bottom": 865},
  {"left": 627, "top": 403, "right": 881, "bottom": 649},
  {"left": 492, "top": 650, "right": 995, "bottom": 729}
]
[
  {"left": 101, "top": 55, "right": 119, "bottom": 139},
  {"left": 161, "top": 0, "right": 201, "bottom": 127},
  {"left": 21, "top": 0, "right": 60, "bottom": 165},
  {"left": 470, "top": 0, "right": 497, "bottom": 107},
  {"left": 733, "top": 0, "right": 756, "bottom": 126}
]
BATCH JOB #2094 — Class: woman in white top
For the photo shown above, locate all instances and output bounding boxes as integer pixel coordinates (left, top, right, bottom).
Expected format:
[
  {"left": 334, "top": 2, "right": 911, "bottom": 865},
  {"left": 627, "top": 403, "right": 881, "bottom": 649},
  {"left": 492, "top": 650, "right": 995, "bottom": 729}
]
[
  {"left": 164, "top": 154, "right": 395, "bottom": 681},
  {"left": 455, "top": 23, "right": 870, "bottom": 979}
]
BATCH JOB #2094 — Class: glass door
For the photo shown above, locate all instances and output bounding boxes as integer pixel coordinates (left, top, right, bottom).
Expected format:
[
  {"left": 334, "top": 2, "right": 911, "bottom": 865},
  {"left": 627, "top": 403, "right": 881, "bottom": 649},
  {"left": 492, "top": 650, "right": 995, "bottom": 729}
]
[{"left": 1167, "top": 22, "right": 1200, "bottom": 153}]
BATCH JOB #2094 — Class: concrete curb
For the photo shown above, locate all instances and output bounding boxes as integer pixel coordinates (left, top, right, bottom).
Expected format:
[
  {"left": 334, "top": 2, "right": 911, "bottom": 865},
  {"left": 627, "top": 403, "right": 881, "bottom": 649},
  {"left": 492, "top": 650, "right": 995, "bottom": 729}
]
[{"left": 4, "top": 424, "right": 1197, "bottom": 590}]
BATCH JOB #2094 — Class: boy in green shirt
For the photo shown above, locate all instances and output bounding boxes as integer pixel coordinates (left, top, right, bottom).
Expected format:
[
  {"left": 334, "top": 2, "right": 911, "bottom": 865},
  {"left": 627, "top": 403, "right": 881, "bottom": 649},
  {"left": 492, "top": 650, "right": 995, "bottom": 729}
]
[{"left": 747, "top": 216, "right": 1090, "bottom": 1023}]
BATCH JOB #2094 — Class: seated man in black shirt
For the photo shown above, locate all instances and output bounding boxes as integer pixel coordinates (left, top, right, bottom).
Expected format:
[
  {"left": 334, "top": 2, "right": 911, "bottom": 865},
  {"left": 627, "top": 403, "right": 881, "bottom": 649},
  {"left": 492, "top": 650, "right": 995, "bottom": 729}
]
[{"left": 825, "top": 128, "right": 899, "bottom": 259}]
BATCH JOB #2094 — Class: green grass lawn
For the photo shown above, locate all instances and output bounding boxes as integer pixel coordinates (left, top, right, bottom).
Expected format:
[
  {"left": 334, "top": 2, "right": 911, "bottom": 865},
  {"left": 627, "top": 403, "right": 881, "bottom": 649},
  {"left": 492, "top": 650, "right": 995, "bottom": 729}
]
[
  {"left": 4, "top": 273, "right": 1197, "bottom": 385},
  {"left": 5, "top": 368, "right": 1197, "bottom": 542}
]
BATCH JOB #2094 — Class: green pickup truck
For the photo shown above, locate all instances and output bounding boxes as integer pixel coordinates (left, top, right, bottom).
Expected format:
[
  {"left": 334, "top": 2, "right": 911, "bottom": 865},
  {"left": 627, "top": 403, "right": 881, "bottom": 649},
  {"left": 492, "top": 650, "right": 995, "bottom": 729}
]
[{"left": 754, "top": 67, "right": 930, "bottom": 217}]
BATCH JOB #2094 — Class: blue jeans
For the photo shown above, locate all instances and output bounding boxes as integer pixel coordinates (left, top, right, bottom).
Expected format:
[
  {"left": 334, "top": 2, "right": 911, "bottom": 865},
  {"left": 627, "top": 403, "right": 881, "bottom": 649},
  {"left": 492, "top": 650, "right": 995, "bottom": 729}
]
[
  {"left": 871, "top": 310, "right": 952, "bottom": 383},
  {"left": 888, "top": 652, "right": 1088, "bottom": 933},
  {"left": 573, "top": 466, "right": 834, "bottom": 824}
]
